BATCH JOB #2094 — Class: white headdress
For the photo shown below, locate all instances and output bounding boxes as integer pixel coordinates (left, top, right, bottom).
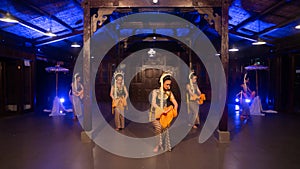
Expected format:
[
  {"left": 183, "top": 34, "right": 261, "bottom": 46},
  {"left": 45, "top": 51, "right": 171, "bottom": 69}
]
[
  {"left": 189, "top": 70, "right": 195, "bottom": 93},
  {"left": 113, "top": 70, "right": 125, "bottom": 98},
  {"left": 243, "top": 73, "right": 248, "bottom": 87},
  {"left": 74, "top": 73, "right": 79, "bottom": 91},
  {"left": 159, "top": 72, "right": 172, "bottom": 108}
]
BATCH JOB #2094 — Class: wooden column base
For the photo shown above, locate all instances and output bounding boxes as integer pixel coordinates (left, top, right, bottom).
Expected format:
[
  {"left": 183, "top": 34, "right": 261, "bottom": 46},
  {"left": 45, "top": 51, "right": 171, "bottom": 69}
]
[
  {"left": 217, "top": 130, "right": 230, "bottom": 143},
  {"left": 81, "top": 131, "right": 92, "bottom": 143}
]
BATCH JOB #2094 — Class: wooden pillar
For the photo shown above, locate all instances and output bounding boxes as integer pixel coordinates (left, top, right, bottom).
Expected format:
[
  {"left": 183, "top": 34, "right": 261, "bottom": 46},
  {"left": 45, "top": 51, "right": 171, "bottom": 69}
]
[
  {"left": 82, "top": 0, "right": 92, "bottom": 132},
  {"left": 0, "top": 62, "right": 3, "bottom": 113},
  {"left": 18, "top": 60, "right": 25, "bottom": 114},
  {"left": 288, "top": 54, "right": 295, "bottom": 113},
  {"left": 217, "top": 0, "right": 230, "bottom": 143},
  {"left": 275, "top": 55, "right": 282, "bottom": 111}
]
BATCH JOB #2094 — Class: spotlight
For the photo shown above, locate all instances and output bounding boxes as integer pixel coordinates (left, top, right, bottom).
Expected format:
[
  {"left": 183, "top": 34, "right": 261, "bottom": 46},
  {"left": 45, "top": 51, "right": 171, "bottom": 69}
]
[
  {"left": 229, "top": 48, "right": 239, "bottom": 52},
  {"left": 245, "top": 99, "right": 251, "bottom": 103},
  {"left": 60, "top": 98, "right": 65, "bottom": 103},
  {"left": 235, "top": 98, "right": 239, "bottom": 103},
  {"left": 252, "top": 38, "right": 266, "bottom": 45},
  {"left": 235, "top": 105, "right": 240, "bottom": 111},
  {"left": 153, "top": 0, "right": 158, "bottom": 4},
  {"left": 71, "top": 42, "right": 81, "bottom": 48},
  {"left": 0, "top": 13, "right": 19, "bottom": 23}
]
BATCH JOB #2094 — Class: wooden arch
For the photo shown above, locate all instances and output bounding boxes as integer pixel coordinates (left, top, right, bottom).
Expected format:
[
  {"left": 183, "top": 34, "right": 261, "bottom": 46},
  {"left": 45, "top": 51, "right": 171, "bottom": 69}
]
[{"left": 81, "top": 0, "right": 230, "bottom": 143}]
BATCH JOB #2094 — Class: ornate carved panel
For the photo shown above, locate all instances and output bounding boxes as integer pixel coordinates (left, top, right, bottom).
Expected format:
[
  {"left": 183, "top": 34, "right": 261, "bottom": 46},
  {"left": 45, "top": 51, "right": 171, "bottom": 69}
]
[
  {"left": 91, "top": 8, "right": 116, "bottom": 33},
  {"left": 196, "top": 8, "right": 221, "bottom": 35}
]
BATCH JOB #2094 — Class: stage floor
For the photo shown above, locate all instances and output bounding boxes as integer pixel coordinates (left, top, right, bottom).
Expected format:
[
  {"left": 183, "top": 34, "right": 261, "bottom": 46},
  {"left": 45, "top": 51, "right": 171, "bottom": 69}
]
[{"left": 0, "top": 103, "right": 300, "bottom": 169}]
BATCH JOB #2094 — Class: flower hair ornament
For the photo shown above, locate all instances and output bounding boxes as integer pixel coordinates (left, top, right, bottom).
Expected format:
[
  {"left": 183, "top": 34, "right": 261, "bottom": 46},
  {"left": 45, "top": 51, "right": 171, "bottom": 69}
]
[{"left": 113, "top": 70, "right": 125, "bottom": 98}]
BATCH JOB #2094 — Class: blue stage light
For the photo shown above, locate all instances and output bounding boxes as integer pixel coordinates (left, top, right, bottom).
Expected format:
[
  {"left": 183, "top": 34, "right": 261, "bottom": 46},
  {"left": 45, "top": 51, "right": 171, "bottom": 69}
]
[
  {"left": 235, "top": 98, "right": 239, "bottom": 103},
  {"left": 60, "top": 98, "right": 65, "bottom": 103},
  {"left": 245, "top": 99, "right": 251, "bottom": 103},
  {"left": 235, "top": 105, "right": 240, "bottom": 110}
]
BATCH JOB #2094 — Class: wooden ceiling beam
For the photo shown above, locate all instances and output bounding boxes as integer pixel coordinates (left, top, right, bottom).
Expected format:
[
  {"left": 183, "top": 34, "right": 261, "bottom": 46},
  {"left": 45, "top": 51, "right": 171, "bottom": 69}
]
[
  {"left": 34, "top": 30, "right": 83, "bottom": 46},
  {"left": 0, "top": 10, "right": 49, "bottom": 36},
  {"left": 16, "top": 0, "right": 75, "bottom": 31},
  {"left": 232, "top": 0, "right": 288, "bottom": 32},
  {"left": 229, "top": 30, "right": 256, "bottom": 42},
  {"left": 273, "top": 33, "right": 300, "bottom": 49},
  {"left": 257, "top": 14, "right": 300, "bottom": 37},
  {"left": 73, "top": 0, "right": 83, "bottom": 10},
  {"left": 89, "top": 0, "right": 222, "bottom": 8},
  {"left": 0, "top": 29, "right": 34, "bottom": 45}
]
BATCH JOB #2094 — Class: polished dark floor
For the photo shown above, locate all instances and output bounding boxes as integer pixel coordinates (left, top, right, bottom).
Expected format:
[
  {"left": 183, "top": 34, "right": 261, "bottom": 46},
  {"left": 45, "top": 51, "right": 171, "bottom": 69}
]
[{"left": 1, "top": 104, "right": 300, "bottom": 169}]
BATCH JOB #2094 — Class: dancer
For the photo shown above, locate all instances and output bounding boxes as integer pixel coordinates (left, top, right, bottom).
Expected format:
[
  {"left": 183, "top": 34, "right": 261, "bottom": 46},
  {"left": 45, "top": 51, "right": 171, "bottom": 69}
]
[
  {"left": 110, "top": 70, "right": 128, "bottom": 130},
  {"left": 240, "top": 74, "right": 255, "bottom": 119},
  {"left": 186, "top": 71, "right": 205, "bottom": 128},
  {"left": 150, "top": 72, "right": 178, "bottom": 152},
  {"left": 71, "top": 73, "right": 84, "bottom": 120}
]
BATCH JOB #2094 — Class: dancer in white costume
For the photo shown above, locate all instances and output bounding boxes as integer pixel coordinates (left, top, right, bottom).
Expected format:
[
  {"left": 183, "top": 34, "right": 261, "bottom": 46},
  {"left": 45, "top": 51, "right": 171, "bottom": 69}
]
[
  {"left": 239, "top": 74, "right": 255, "bottom": 119},
  {"left": 186, "top": 71, "right": 204, "bottom": 128},
  {"left": 71, "top": 73, "right": 84, "bottom": 120},
  {"left": 150, "top": 72, "right": 178, "bottom": 152}
]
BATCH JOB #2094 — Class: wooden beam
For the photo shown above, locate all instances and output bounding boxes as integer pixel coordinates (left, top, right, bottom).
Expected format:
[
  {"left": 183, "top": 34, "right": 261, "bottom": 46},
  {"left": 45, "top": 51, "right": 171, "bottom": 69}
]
[
  {"left": 231, "top": 0, "right": 288, "bottom": 32},
  {"left": 0, "top": 10, "right": 48, "bottom": 35},
  {"left": 273, "top": 34, "right": 300, "bottom": 51},
  {"left": 258, "top": 14, "right": 300, "bottom": 37},
  {"left": 34, "top": 30, "right": 83, "bottom": 46},
  {"left": 229, "top": 30, "right": 257, "bottom": 42},
  {"left": 15, "top": 0, "right": 75, "bottom": 31},
  {"left": 73, "top": 0, "right": 83, "bottom": 10},
  {"left": 90, "top": 0, "right": 222, "bottom": 8},
  {"left": 0, "top": 30, "right": 34, "bottom": 44},
  {"left": 0, "top": 45, "right": 35, "bottom": 60}
]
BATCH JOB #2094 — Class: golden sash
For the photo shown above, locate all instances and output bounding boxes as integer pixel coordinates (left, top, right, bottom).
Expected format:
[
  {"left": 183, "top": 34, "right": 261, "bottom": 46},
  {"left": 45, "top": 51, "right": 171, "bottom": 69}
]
[
  {"left": 190, "top": 93, "right": 206, "bottom": 105},
  {"left": 160, "top": 106, "right": 177, "bottom": 129},
  {"left": 112, "top": 97, "right": 127, "bottom": 109}
]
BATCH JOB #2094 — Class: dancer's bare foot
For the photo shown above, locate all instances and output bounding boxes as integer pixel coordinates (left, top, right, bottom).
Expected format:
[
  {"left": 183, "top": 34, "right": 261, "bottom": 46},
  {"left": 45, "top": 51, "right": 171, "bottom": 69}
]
[{"left": 153, "top": 145, "right": 160, "bottom": 153}]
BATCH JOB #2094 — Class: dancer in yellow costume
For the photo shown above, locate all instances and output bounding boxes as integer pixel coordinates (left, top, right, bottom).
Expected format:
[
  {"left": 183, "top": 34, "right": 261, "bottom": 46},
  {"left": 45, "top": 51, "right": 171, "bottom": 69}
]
[{"left": 110, "top": 70, "right": 128, "bottom": 131}]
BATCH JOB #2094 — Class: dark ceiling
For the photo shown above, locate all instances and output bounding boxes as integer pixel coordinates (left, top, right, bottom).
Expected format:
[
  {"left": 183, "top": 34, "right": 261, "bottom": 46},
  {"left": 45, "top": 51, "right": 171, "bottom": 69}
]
[{"left": 0, "top": 0, "right": 300, "bottom": 61}]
